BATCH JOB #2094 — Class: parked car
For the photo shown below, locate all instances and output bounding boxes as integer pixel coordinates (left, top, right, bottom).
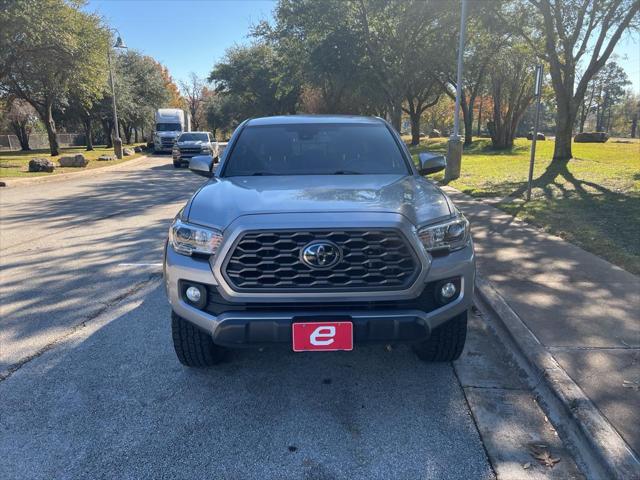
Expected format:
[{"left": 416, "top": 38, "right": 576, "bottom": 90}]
[
  {"left": 164, "top": 115, "right": 474, "bottom": 367},
  {"left": 172, "top": 131, "right": 218, "bottom": 167}
]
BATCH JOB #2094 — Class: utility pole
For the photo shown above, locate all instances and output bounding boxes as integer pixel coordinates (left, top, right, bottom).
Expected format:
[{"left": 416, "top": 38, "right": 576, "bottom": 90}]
[
  {"left": 445, "top": 0, "right": 468, "bottom": 182},
  {"left": 526, "top": 64, "right": 544, "bottom": 201}
]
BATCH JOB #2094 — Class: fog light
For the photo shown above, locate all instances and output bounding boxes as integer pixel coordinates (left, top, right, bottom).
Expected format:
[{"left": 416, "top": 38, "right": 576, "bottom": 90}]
[
  {"left": 186, "top": 286, "right": 201, "bottom": 303},
  {"left": 440, "top": 282, "right": 457, "bottom": 299}
]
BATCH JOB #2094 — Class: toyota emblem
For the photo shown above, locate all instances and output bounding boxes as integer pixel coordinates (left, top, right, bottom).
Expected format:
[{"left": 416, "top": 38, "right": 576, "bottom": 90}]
[{"left": 301, "top": 241, "right": 342, "bottom": 269}]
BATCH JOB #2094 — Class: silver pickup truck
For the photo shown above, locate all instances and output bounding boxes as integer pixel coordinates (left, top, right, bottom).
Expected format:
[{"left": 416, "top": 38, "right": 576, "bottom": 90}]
[{"left": 164, "top": 115, "right": 474, "bottom": 367}]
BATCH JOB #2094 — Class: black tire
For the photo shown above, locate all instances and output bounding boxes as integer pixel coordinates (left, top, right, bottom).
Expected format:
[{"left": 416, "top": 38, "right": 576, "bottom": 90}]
[
  {"left": 172, "top": 161, "right": 181, "bottom": 168},
  {"left": 171, "top": 311, "right": 225, "bottom": 367},
  {"left": 413, "top": 310, "right": 467, "bottom": 362}
]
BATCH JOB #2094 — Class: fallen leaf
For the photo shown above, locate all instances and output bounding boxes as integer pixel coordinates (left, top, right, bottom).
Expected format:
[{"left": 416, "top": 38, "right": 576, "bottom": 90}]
[
  {"left": 534, "top": 450, "right": 561, "bottom": 468},
  {"left": 523, "top": 462, "right": 531, "bottom": 470}
]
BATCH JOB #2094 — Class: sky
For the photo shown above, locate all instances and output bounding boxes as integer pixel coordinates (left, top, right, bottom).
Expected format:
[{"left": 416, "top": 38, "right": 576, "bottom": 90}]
[
  {"left": 87, "top": 0, "right": 639, "bottom": 93},
  {"left": 86, "top": 0, "right": 278, "bottom": 84}
]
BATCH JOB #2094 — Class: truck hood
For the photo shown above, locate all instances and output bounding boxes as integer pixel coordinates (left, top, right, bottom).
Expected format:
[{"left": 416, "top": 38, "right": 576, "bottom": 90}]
[
  {"left": 186, "top": 174, "right": 452, "bottom": 230},
  {"left": 176, "top": 140, "right": 204, "bottom": 147}
]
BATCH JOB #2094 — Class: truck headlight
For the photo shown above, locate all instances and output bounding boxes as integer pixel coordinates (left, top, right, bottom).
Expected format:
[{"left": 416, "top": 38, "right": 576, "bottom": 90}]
[
  {"left": 201, "top": 146, "right": 211, "bottom": 153},
  {"left": 169, "top": 218, "right": 222, "bottom": 256},
  {"left": 417, "top": 214, "right": 469, "bottom": 253}
]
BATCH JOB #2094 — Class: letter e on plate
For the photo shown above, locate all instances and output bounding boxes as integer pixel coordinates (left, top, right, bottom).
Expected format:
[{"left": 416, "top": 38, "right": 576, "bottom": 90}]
[{"left": 292, "top": 322, "right": 353, "bottom": 352}]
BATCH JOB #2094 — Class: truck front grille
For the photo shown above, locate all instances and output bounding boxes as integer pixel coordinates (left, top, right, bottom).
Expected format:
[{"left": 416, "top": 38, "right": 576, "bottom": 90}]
[
  {"left": 179, "top": 147, "right": 201, "bottom": 155},
  {"left": 222, "top": 229, "right": 420, "bottom": 292},
  {"left": 161, "top": 138, "right": 175, "bottom": 147}
]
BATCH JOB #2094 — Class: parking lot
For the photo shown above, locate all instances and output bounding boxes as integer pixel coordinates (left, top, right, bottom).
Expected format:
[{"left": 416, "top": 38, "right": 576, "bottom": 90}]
[{"left": 0, "top": 155, "right": 583, "bottom": 479}]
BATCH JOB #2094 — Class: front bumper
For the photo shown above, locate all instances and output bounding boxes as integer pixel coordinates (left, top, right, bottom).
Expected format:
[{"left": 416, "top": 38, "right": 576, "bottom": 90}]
[
  {"left": 164, "top": 218, "right": 475, "bottom": 347},
  {"left": 173, "top": 150, "right": 208, "bottom": 162}
]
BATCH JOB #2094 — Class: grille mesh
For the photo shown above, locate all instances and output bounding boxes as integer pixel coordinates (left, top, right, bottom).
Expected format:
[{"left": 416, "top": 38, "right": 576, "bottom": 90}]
[
  {"left": 179, "top": 147, "right": 201, "bottom": 154},
  {"left": 223, "top": 230, "right": 420, "bottom": 292}
]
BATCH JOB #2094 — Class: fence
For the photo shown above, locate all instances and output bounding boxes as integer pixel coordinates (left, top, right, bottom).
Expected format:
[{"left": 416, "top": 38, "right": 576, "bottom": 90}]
[{"left": 0, "top": 133, "right": 86, "bottom": 151}]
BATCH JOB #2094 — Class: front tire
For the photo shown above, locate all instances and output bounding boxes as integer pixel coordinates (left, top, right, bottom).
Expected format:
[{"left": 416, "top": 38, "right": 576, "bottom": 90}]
[
  {"left": 413, "top": 310, "right": 467, "bottom": 362},
  {"left": 171, "top": 312, "right": 225, "bottom": 367},
  {"left": 172, "top": 160, "right": 181, "bottom": 168}
]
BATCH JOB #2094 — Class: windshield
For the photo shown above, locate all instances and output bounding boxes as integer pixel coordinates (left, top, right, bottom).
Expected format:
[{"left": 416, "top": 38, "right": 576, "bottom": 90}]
[
  {"left": 178, "top": 133, "right": 208, "bottom": 142},
  {"left": 156, "top": 123, "right": 182, "bottom": 132},
  {"left": 223, "top": 123, "right": 410, "bottom": 176}
]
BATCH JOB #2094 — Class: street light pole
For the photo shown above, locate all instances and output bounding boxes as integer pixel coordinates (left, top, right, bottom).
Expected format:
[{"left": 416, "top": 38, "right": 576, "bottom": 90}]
[
  {"left": 106, "top": 31, "right": 127, "bottom": 159},
  {"left": 526, "top": 64, "right": 544, "bottom": 201},
  {"left": 445, "top": 0, "right": 469, "bottom": 182}
]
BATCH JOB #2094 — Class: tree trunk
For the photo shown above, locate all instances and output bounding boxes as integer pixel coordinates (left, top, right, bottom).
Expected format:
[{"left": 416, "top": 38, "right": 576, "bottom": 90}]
[
  {"left": 410, "top": 113, "right": 421, "bottom": 146},
  {"left": 553, "top": 98, "right": 575, "bottom": 160},
  {"left": 83, "top": 117, "right": 94, "bottom": 151},
  {"left": 631, "top": 113, "right": 638, "bottom": 138},
  {"left": 134, "top": 128, "right": 139, "bottom": 143},
  {"left": 123, "top": 124, "right": 132, "bottom": 144},
  {"left": 462, "top": 99, "right": 473, "bottom": 146},
  {"left": 10, "top": 121, "right": 31, "bottom": 150},
  {"left": 476, "top": 97, "right": 483, "bottom": 136},
  {"left": 388, "top": 101, "right": 402, "bottom": 132},
  {"left": 102, "top": 119, "right": 113, "bottom": 148},
  {"left": 43, "top": 101, "right": 60, "bottom": 156}
]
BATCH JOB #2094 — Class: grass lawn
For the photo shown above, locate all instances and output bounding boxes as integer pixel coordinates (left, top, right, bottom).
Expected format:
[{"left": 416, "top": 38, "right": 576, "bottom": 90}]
[
  {"left": 407, "top": 136, "right": 640, "bottom": 275},
  {"left": 0, "top": 144, "right": 147, "bottom": 178}
]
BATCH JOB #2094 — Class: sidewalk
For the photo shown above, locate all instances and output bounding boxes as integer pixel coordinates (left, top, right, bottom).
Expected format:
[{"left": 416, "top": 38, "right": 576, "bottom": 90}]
[{"left": 443, "top": 188, "right": 640, "bottom": 475}]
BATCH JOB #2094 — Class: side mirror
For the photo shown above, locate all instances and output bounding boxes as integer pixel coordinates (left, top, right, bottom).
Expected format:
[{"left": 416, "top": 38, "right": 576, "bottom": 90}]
[
  {"left": 189, "top": 155, "right": 214, "bottom": 177},
  {"left": 418, "top": 152, "right": 446, "bottom": 175}
]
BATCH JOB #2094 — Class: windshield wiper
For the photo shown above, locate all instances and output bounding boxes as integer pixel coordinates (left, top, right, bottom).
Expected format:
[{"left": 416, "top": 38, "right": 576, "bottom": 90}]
[
  {"left": 332, "top": 170, "right": 362, "bottom": 175},
  {"left": 250, "top": 172, "right": 275, "bottom": 176}
]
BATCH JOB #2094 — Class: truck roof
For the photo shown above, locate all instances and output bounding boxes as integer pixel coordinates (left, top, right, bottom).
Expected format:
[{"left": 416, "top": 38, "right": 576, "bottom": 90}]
[{"left": 246, "top": 115, "right": 384, "bottom": 126}]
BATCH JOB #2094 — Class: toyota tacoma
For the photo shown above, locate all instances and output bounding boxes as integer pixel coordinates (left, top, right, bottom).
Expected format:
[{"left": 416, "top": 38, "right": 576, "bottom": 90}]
[{"left": 164, "top": 115, "right": 474, "bottom": 367}]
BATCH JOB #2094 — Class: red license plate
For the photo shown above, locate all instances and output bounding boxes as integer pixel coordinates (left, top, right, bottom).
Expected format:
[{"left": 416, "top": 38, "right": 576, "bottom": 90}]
[{"left": 292, "top": 321, "right": 353, "bottom": 352}]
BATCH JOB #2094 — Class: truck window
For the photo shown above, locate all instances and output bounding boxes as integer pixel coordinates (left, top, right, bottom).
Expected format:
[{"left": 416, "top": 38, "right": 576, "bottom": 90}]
[
  {"left": 223, "top": 123, "right": 410, "bottom": 176},
  {"left": 156, "top": 123, "right": 182, "bottom": 132}
]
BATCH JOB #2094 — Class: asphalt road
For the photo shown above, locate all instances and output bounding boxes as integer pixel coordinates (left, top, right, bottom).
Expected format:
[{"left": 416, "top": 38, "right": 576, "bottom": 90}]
[
  {"left": 0, "top": 156, "right": 204, "bottom": 377},
  {"left": 0, "top": 155, "right": 582, "bottom": 479}
]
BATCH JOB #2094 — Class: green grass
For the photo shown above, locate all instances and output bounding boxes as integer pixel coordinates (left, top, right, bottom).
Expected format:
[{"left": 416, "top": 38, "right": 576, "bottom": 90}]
[
  {"left": 407, "top": 136, "right": 640, "bottom": 275},
  {"left": 0, "top": 144, "right": 146, "bottom": 178}
]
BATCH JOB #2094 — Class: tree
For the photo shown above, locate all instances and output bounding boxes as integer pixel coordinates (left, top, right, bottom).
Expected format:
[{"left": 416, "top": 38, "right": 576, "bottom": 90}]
[
  {"left": 610, "top": 90, "right": 640, "bottom": 137},
  {"left": 259, "top": 0, "right": 381, "bottom": 115},
  {"left": 154, "top": 62, "right": 185, "bottom": 109},
  {"left": 437, "top": 3, "right": 505, "bottom": 146},
  {"left": 487, "top": 44, "right": 537, "bottom": 149},
  {"left": 516, "top": 0, "right": 640, "bottom": 160},
  {"left": 179, "top": 73, "right": 207, "bottom": 131},
  {"left": 117, "top": 51, "right": 170, "bottom": 143},
  {"left": 3, "top": 98, "right": 38, "bottom": 150},
  {"left": 594, "top": 62, "right": 629, "bottom": 131},
  {"left": 354, "top": 0, "right": 453, "bottom": 131},
  {"left": 205, "top": 93, "right": 235, "bottom": 138},
  {"left": 403, "top": 78, "right": 441, "bottom": 145},
  {"left": 0, "top": 0, "right": 109, "bottom": 155},
  {"left": 209, "top": 43, "right": 301, "bottom": 122}
]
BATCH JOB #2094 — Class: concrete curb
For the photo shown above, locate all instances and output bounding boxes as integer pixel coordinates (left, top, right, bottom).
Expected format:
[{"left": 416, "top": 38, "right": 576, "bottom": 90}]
[
  {"left": 475, "top": 275, "right": 640, "bottom": 480},
  {"left": 0, "top": 154, "right": 152, "bottom": 188}
]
